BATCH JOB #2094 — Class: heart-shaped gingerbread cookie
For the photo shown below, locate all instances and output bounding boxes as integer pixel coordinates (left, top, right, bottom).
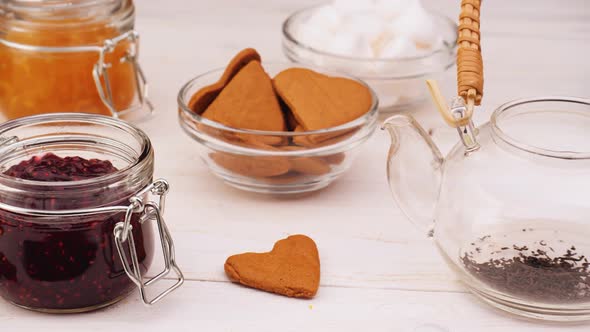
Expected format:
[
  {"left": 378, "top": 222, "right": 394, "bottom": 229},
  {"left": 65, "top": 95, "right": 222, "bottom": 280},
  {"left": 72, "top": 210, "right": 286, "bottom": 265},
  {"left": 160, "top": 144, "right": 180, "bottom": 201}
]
[
  {"left": 224, "top": 235, "right": 320, "bottom": 299},
  {"left": 202, "top": 61, "right": 285, "bottom": 131},
  {"left": 188, "top": 48, "right": 261, "bottom": 114},
  {"left": 273, "top": 68, "right": 373, "bottom": 131}
]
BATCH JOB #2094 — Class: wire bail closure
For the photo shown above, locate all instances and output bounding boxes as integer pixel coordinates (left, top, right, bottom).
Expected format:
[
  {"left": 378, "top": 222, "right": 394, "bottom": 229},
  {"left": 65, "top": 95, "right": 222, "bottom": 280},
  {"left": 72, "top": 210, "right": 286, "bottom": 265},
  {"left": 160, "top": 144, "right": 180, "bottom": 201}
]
[
  {"left": 113, "top": 179, "right": 184, "bottom": 306},
  {"left": 425, "top": 80, "right": 480, "bottom": 155},
  {"left": 93, "top": 30, "right": 154, "bottom": 119},
  {"left": 449, "top": 97, "right": 480, "bottom": 154}
]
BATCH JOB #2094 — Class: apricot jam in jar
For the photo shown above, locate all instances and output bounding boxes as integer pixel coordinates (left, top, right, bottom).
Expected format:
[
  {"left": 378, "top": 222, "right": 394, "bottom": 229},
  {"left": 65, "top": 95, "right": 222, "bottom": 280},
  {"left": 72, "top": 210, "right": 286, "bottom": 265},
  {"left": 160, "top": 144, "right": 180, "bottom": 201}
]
[
  {"left": 0, "top": 0, "right": 153, "bottom": 121},
  {"left": 0, "top": 114, "right": 183, "bottom": 313}
]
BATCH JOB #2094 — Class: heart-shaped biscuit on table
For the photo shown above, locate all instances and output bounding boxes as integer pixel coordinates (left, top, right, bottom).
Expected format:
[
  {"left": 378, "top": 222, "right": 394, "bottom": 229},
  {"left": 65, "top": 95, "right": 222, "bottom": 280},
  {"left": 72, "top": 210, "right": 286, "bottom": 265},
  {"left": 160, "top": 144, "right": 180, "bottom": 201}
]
[
  {"left": 188, "top": 48, "right": 260, "bottom": 114},
  {"left": 273, "top": 68, "right": 373, "bottom": 131},
  {"left": 225, "top": 235, "right": 320, "bottom": 299}
]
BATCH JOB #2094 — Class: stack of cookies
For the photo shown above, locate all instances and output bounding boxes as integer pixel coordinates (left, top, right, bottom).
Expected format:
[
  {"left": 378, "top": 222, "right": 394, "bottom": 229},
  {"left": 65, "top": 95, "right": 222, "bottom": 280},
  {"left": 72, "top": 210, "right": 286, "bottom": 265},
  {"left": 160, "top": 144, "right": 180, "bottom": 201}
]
[{"left": 188, "top": 48, "right": 374, "bottom": 183}]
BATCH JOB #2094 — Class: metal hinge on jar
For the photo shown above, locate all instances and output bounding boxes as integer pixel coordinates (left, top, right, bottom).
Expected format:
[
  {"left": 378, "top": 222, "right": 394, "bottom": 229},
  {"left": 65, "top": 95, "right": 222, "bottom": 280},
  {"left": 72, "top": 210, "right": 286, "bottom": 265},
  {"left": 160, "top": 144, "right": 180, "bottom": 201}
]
[
  {"left": 113, "top": 179, "right": 184, "bottom": 305},
  {"left": 93, "top": 30, "right": 155, "bottom": 119},
  {"left": 0, "top": 177, "right": 184, "bottom": 305}
]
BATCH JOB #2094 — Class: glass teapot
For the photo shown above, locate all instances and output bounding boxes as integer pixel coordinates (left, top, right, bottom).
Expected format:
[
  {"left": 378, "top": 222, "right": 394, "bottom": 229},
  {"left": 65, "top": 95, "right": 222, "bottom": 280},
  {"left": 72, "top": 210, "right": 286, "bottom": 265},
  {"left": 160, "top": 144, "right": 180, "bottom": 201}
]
[{"left": 383, "top": 96, "right": 590, "bottom": 321}]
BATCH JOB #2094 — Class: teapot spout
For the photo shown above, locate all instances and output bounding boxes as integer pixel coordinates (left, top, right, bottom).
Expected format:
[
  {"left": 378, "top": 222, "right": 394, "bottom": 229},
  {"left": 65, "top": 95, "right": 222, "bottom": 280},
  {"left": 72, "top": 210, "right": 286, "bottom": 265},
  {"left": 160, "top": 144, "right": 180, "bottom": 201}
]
[{"left": 382, "top": 115, "right": 444, "bottom": 237}]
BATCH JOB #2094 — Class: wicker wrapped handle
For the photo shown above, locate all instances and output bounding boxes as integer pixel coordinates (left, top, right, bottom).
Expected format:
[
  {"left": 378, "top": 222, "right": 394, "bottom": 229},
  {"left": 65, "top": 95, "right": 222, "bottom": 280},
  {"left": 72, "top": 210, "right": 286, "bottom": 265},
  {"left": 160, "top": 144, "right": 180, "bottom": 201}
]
[{"left": 457, "top": 0, "right": 484, "bottom": 110}]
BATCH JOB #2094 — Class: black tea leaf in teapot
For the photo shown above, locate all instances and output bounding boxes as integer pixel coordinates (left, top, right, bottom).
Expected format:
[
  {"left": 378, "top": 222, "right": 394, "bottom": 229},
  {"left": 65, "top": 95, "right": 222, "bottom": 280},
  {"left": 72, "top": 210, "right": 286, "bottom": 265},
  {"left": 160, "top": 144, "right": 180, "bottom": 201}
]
[{"left": 462, "top": 232, "right": 590, "bottom": 303}]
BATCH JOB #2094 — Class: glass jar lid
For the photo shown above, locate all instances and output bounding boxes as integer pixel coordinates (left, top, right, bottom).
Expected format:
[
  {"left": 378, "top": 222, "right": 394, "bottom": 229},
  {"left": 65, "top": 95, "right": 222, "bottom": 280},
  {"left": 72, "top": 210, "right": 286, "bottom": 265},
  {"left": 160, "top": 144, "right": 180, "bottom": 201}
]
[{"left": 1, "top": 0, "right": 127, "bottom": 22}]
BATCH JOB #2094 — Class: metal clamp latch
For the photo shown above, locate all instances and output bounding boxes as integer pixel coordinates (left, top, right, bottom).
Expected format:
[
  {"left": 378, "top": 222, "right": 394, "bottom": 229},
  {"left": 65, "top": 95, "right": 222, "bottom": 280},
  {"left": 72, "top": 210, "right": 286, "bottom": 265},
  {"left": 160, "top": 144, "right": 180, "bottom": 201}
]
[
  {"left": 93, "top": 30, "right": 154, "bottom": 119},
  {"left": 450, "top": 97, "right": 480, "bottom": 155},
  {"left": 113, "top": 179, "right": 184, "bottom": 305}
]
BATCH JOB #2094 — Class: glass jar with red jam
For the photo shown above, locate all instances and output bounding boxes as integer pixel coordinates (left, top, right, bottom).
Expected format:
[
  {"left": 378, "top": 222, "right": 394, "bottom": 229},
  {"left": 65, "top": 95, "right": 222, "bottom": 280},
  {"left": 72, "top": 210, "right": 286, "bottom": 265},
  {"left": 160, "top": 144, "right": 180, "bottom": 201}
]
[
  {"left": 0, "top": 113, "right": 183, "bottom": 313},
  {"left": 0, "top": 0, "right": 153, "bottom": 121}
]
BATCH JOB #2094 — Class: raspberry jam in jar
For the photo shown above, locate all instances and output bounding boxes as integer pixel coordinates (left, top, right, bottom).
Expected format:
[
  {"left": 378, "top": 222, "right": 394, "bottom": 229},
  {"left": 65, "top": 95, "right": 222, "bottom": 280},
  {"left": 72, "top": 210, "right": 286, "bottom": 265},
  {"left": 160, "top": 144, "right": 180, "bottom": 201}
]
[
  {"left": 0, "top": 114, "right": 183, "bottom": 313},
  {"left": 0, "top": 0, "right": 153, "bottom": 121}
]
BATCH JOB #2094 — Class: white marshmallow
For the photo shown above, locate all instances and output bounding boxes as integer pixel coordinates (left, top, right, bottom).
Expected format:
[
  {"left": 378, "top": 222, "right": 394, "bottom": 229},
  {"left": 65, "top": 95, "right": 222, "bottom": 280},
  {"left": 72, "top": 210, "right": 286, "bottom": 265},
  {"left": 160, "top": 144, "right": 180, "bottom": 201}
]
[
  {"left": 332, "top": 0, "right": 377, "bottom": 15},
  {"left": 296, "top": 6, "right": 342, "bottom": 51},
  {"left": 378, "top": 35, "right": 418, "bottom": 58},
  {"left": 307, "top": 5, "right": 342, "bottom": 31},
  {"left": 294, "top": 0, "right": 443, "bottom": 59},
  {"left": 327, "top": 33, "right": 373, "bottom": 58},
  {"left": 296, "top": 23, "right": 332, "bottom": 51},
  {"left": 387, "top": 0, "right": 438, "bottom": 49},
  {"left": 341, "top": 13, "right": 386, "bottom": 40},
  {"left": 374, "top": 0, "right": 416, "bottom": 19}
]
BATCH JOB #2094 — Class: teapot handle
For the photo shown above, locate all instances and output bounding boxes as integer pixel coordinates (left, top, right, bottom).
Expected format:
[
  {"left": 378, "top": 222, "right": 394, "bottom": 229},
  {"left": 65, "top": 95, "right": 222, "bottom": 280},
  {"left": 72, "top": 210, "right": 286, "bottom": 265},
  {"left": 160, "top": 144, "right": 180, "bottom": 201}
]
[
  {"left": 382, "top": 115, "right": 444, "bottom": 237},
  {"left": 457, "top": 0, "right": 484, "bottom": 112}
]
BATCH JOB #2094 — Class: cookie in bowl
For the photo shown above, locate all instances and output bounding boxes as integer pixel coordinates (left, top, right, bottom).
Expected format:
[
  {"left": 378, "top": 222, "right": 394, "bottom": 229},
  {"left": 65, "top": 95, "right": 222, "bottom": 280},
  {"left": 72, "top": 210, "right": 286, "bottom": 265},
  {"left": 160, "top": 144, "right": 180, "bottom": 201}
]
[{"left": 178, "top": 48, "right": 378, "bottom": 194}]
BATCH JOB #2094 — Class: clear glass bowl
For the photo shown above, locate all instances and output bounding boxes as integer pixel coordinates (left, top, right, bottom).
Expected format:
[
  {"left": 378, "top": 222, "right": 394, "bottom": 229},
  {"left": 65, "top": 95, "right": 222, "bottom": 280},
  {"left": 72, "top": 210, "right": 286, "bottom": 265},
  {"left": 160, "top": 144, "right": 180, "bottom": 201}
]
[
  {"left": 282, "top": 5, "right": 457, "bottom": 112},
  {"left": 177, "top": 63, "right": 379, "bottom": 194}
]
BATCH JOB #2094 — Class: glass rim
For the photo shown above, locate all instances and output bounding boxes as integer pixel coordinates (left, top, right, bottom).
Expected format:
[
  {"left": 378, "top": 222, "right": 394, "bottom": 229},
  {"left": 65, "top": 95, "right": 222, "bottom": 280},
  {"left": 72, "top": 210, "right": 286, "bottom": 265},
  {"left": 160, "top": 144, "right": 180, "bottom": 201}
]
[
  {"left": 4, "top": 0, "right": 118, "bottom": 10},
  {"left": 0, "top": 112, "right": 153, "bottom": 189},
  {"left": 0, "top": 0, "right": 134, "bottom": 32},
  {"left": 491, "top": 96, "right": 590, "bottom": 160},
  {"left": 282, "top": 4, "right": 458, "bottom": 64}
]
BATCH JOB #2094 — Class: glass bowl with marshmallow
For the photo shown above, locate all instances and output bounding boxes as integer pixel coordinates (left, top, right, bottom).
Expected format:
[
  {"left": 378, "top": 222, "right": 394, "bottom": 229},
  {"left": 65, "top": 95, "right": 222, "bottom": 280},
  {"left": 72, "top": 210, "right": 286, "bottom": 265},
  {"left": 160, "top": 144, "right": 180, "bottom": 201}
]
[{"left": 282, "top": 0, "right": 457, "bottom": 112}]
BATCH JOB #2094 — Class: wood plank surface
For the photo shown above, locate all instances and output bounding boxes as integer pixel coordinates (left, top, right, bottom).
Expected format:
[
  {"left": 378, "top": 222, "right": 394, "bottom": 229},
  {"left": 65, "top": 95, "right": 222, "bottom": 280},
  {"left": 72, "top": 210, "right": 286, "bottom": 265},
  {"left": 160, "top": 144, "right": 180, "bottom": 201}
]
[{"left": 1, "top": 0, "right": 589, "bottom": 331}]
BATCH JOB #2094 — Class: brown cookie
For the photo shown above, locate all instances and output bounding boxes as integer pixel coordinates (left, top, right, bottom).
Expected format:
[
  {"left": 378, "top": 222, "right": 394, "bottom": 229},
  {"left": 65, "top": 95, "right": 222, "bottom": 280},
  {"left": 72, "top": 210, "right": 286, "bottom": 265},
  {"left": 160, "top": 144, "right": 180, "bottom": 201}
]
[
  {"left": 257, "top": 172, "right": 306, "bottom": 185},
  {"left": 194, "top": 122, "right": 286, "bottom": 147},
  {"left": 202, "top": 61, "right": 285, "bottom": 131},
  {"left": 323, "top": 152, "right": 346, "bottom": 165},
  {"left": 279, "top": 96, "right": 299, "bottom": 131},
  {"left": 209, "top": 150, "right": 289, "bottom": 178},
  {"left": 188, "top": 48, "right": 261, "bottom": 114},
  {"left": 280, "top": 146, "right": 331, "bottom": 176},
  {"left": 273, "top": 68, "right": 372, "bottom": 131},
  {"left": 235, "top": 132, "right": 286, "bottom": 147},
  {"left": 209, "top": 139, "right": 289, "bottom": 177},
  {"left": 225, "top": 235, "right": 320, "bottom": 299},
  {"left": 292, "top": 125, "right": 359, "bottom": 147}
]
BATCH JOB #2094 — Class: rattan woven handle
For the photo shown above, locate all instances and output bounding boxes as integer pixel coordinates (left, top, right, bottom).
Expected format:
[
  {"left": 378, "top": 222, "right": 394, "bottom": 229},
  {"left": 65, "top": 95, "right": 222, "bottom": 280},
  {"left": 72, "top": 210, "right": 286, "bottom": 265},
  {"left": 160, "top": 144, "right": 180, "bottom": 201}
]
[{"left": 457, "top": 0, "right": 484, "bottom": 108}]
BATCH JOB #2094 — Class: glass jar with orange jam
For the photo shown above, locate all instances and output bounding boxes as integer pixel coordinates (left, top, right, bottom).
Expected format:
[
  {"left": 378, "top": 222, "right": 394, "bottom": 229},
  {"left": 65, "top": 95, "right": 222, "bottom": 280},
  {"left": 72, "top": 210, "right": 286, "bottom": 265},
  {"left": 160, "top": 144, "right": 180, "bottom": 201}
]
[{"left": 0, "top": 0, "right": 153, "bottom": 121}]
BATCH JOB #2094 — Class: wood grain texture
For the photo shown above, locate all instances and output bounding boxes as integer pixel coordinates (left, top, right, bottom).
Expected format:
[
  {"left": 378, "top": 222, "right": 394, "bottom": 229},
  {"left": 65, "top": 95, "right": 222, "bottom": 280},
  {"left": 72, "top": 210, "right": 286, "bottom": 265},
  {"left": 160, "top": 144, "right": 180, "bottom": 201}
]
[{"left": 1, "top": 0, "right": 589, "bottom": 331}]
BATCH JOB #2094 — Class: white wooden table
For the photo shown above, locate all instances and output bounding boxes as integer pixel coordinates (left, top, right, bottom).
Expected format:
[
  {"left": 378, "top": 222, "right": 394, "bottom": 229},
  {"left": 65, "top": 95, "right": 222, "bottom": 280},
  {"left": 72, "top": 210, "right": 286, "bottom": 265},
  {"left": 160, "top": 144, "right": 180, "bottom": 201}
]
[{"left": 2, "top": 0, "right": 589, "bottom": 331}]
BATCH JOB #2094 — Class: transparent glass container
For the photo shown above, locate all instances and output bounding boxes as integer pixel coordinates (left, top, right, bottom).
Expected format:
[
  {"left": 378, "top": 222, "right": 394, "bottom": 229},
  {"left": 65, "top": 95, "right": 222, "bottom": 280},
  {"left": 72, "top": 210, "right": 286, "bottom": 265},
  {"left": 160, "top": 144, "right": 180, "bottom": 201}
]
[
  {"left": 383, "top": 97, "right": 590, "bottom": 321},
  {"left": 0, "top": 0, "right": 153, "bottom": 121},
  {"left": 0, "top": 113, "right": 182, "bottom": 313},
  {"left": 282, "top": 5, "right": 457, "bottom": 113},
  {"left": 178, "top": 63, "right": 379, "bottom": 194}
]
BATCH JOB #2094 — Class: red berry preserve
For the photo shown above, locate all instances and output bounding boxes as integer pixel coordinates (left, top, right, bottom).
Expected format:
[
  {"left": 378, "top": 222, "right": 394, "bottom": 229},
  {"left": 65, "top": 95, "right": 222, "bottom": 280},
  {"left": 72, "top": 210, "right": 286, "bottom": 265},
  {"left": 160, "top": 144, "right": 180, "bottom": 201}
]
[{"left": 0, "top": 114, "right": 182, "bottom": 313}]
